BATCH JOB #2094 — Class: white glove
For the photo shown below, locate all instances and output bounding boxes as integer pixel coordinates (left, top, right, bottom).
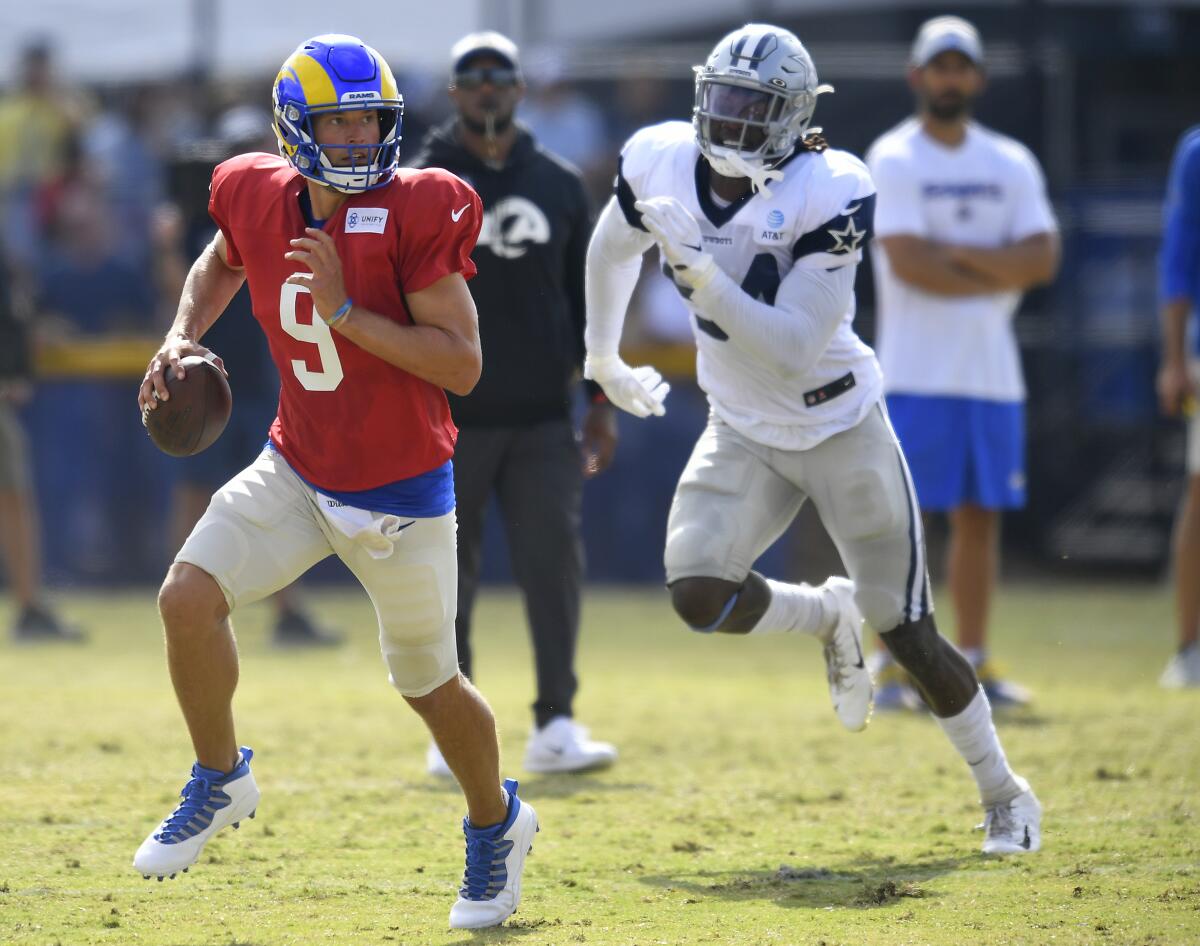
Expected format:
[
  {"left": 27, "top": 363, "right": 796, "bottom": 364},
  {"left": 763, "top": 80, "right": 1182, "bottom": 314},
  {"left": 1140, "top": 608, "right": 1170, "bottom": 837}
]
[
  {"left": 635, "top": 197, "right": 719, "bottom": 292},
  {"left": 584, "top": 353, "right": 670, "bottom": 418}
]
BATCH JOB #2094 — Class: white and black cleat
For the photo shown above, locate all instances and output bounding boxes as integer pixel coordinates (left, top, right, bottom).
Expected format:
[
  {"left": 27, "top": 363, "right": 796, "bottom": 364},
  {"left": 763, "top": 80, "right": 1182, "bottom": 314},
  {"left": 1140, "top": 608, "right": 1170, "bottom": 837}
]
[
  {"left": 821, "top": 578, "right": 875, "bottom": 732},
  {"left": 980, "top": 777, "right": 1042, "bottom": 855},
  {"left": 133, "top": 747, "right": 261, "bottom": 880}
]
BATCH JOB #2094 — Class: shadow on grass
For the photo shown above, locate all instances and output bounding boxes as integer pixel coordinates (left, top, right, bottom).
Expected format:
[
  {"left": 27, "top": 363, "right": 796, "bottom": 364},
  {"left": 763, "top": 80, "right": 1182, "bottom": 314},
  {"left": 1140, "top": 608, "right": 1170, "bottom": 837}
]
[
  {"left": 637, "top": 850, "right": 972, "bottom": 909},
  {"left": 990, "top": 710, "right": 1054, "bottom": 729},
  {"left": 446, "top": 916, "right": 565, "bottom": 944},
  {"left": 402, "top": 774, "right": 652, "bottom": 799}
]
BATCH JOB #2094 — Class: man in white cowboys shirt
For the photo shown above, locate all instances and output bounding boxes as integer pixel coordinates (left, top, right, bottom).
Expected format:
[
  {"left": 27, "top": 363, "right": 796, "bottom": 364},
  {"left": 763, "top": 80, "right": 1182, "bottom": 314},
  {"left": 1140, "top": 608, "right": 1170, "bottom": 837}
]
[
  {"left": 584, "top": 23, "right": 1041, "bottom": 854},
  {"left": 866, "top": 17, "right": 1059, "bottom": 710}
]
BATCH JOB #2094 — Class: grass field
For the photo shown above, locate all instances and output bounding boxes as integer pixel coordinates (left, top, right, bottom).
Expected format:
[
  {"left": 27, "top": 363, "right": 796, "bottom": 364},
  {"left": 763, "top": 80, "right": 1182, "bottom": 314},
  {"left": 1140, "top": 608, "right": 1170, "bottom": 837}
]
[{"left": 2, "top": 583, "right": 1198, "bottom": 946}]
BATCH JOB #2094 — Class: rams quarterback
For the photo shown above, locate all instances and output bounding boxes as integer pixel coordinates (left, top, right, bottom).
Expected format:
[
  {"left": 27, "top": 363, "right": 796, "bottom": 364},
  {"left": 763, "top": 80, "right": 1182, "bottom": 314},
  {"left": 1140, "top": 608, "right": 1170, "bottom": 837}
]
[
  {"left": 134, "top": 35, "right": 536, "bottom": 929},
  {"left": 583, "top": 23, "right": 1042, "bottom": 854}
]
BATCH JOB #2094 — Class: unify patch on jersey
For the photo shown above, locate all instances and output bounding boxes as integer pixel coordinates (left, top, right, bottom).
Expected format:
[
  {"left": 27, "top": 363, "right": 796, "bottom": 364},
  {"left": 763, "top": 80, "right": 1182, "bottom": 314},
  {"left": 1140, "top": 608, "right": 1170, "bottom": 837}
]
[{"left": 345, "top": 208, "right": 389, "bottom": 233}]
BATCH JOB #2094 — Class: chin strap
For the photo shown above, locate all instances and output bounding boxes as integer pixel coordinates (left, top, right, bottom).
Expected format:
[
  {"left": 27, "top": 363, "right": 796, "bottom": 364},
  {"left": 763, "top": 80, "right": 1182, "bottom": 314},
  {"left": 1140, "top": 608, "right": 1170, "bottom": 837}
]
[{"left": 722, "top": 151, "right": 785, "bottom": 198}]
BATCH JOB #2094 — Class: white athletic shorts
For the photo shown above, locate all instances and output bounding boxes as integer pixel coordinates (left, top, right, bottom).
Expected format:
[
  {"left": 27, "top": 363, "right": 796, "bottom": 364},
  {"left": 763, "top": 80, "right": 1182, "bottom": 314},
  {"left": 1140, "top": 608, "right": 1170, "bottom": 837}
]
[
  {"left": 664, "top": 401, "right": 932, "bottom": 633},
  {"left": 176, "top": 447, "right": 459, "bottom": 697}
]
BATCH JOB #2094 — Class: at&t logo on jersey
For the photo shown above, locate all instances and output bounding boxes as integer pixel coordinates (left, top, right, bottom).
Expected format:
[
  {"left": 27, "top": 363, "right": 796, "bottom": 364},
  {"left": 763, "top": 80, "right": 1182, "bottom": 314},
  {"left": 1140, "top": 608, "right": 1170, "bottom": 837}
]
[
  {"left": 759, "top": 208, "right": 787, "bottom": 242},
  {"left": 345, "top": 208, "right": 389, "bottom": 234}
]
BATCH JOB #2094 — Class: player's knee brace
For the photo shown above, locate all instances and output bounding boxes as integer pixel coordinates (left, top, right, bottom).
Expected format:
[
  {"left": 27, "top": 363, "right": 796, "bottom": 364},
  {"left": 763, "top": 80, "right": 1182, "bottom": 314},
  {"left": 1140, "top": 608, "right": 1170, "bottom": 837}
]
[
  {"left": 669, "top": 577, "right": 739, "bottom": 632},
  {"left": 379, "top": 615, "right": 459, "bottom": 698},
  {"left": 879, "top": 614, "right": 978, "bottom": 717},
  {"left": 384, "top": 619, "right": 458, "bottom": 696}
]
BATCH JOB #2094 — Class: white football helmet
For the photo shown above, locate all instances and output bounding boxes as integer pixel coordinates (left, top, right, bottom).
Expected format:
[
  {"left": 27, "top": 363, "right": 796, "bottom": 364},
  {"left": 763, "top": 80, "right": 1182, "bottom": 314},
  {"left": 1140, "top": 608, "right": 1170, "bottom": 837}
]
[{"left": 693, "top": 24, "right": 833, "bottom": 181}]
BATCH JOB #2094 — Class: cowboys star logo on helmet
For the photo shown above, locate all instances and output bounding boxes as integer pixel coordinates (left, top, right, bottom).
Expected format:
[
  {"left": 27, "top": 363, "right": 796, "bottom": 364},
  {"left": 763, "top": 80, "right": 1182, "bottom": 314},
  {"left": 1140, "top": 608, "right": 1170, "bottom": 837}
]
[
  {"left": 272, "top": 34, "right": 405, "bottom": 194},
  {"left": 693, "top": 24, "right": 834, "bottom": 194}
]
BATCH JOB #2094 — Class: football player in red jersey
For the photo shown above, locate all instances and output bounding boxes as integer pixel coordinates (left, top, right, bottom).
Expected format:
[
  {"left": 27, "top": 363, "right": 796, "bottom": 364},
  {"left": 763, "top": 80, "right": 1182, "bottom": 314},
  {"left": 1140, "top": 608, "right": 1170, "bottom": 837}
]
[{"left": 134, "top": 35, "right": 537, "bottom": 929}]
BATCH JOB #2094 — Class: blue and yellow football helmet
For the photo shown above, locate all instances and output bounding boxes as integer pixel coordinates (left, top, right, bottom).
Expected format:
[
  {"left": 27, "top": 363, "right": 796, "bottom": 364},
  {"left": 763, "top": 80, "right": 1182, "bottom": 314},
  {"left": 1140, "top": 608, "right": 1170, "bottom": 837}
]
[{"left": 272, "top": 34, "right": 404, "bottom": 193}]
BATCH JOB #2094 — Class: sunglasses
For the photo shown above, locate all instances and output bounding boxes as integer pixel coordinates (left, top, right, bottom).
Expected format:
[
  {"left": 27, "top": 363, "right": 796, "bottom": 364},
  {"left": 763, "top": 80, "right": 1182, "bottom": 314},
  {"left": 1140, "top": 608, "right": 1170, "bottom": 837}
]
[{"left": 454, "top": 66, "right": 520, "bottom": 90}]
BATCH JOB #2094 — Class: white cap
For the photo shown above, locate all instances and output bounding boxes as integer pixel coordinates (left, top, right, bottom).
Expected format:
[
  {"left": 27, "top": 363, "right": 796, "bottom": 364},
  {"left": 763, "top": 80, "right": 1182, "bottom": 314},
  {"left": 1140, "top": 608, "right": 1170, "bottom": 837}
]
[
  {"left": 911, "top": 16, "right": 983, "bottom": 67},
  {"left": 450, "top": 30, "right": 522, "bottom": 76}
]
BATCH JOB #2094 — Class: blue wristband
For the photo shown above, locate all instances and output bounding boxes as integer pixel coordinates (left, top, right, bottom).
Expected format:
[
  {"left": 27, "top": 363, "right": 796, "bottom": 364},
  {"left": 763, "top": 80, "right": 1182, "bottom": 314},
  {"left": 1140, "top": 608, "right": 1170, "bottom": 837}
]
[{"left": 325, "top": 298, "right": 353, "bottom": 327}]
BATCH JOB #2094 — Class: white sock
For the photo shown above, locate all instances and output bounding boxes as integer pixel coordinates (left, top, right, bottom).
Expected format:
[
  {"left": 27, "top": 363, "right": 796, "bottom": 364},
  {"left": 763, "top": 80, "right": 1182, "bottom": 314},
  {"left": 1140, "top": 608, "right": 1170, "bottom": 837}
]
[
  {"left": 935, "top": 686, "right": 1023, "bottom": 806},
  {"left": 749, "top": 579, "right": 836, "bottom": 638}
]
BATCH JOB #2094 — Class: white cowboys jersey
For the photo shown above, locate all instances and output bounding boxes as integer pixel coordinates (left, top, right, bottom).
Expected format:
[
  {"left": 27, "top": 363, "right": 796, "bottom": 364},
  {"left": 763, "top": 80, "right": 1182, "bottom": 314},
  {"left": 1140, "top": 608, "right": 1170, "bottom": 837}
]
[{"left": 617, "top": 121, "right": 882, "bottom": 451}]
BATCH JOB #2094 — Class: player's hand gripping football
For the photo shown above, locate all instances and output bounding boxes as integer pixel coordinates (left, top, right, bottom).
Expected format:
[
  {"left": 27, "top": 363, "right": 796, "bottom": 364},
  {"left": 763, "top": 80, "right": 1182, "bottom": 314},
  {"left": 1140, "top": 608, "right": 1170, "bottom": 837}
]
[
  {"left": 285, "top": 227, "right": 350, "bottom": 325},
  {"left": 584, "top": 354, "right": 670, "bottom": 419},
  {"left": 138, "top": 336, "right": 226, "bottom": 415},
  {"left": 635, "top": 197, "right": 718, "bottom": 292}
]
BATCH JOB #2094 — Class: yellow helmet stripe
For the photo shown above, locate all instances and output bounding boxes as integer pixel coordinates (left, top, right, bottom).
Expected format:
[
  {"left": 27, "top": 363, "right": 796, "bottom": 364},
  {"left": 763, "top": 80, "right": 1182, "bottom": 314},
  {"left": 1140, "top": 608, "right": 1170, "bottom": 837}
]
[
  {"left": 286, "top": 51, "right": 338, "bottom": 108},
  {"left": 379, "top": 63, "right": 399, "bottom": 102}
]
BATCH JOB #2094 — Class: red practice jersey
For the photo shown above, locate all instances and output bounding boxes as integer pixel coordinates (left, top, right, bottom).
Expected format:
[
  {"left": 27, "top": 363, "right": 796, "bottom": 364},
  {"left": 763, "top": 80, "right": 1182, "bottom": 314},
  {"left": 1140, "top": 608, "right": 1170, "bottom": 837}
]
[{"left": 208, "top": 153, "right": 481, "bottom": 491}]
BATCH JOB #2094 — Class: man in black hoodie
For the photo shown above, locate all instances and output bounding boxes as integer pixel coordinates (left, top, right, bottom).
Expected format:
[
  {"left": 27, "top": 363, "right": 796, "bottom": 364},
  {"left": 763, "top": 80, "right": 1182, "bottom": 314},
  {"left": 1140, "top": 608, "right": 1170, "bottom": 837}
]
[
  {"left": 0, "top": 253, "right": 83, "bottom": 641},
  {"left": 409, "top": 31, "right": 618, "bottom": 775}
]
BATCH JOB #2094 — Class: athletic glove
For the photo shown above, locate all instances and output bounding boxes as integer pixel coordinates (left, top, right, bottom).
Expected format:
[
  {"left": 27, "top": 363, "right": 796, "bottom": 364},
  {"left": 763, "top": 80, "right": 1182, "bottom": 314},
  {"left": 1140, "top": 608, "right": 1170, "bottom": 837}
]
[
  {"left": 583, "top": 353, "right": 670, "bottom": 418},
  {"left": 635, "top": 197, "right": 719, "bottom": 292}
]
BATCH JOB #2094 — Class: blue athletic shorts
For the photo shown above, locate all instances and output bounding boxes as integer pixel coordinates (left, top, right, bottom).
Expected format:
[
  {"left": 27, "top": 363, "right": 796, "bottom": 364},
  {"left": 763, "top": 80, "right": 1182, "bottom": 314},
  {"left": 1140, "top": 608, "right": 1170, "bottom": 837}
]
[{"left": 885, "top": 394, "right": 1026, "bottom": 512}]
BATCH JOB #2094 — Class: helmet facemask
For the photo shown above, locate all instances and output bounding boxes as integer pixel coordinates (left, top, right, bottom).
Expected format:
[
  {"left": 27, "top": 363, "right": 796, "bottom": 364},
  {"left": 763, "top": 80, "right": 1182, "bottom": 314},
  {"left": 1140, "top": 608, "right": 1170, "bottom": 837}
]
[
  {"left": 694, "top": 73, "right": 825, "bottom": 180},
  {"left": 273, "top": 99, "right": 403, "bottom": 194}
]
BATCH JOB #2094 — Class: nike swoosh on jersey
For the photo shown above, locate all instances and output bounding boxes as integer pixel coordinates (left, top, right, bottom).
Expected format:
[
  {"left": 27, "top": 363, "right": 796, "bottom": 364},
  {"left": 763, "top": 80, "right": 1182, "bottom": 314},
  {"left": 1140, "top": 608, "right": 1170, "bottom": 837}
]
[{"left": 450, "top": 203, "right": 470, "bottom": 222}]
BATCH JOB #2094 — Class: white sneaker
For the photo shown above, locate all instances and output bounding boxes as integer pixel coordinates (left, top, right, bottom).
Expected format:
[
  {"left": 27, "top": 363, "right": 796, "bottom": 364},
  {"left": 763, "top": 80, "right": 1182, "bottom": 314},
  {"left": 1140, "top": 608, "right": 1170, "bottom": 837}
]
[
  {"left": 1160, "top": 643, "right": 1200, "bottom": 688},
  {"left": 980, "top": 778, "right": 1042, "bottom": 854},
  {"left": 821, "top": 578, "right": 874, "bottom": 732},
  {"left": 133, "top": 747, "right": 260, "bottom": 880},
  {"left": 523, "top": 716, "right": 617, "bottom": 774},
  {"left": 448, "top": 779, "right": 538, "bottom": 929},
  {"left": 426, "top": 741, "right": 453, "bottom": 778}
]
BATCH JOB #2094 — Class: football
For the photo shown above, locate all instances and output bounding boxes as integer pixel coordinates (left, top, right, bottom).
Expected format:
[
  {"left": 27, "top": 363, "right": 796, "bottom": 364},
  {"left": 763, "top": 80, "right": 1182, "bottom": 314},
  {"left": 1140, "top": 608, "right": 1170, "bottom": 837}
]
[{"left": 143, "top": 354, "right": 232, "bottom": 457}]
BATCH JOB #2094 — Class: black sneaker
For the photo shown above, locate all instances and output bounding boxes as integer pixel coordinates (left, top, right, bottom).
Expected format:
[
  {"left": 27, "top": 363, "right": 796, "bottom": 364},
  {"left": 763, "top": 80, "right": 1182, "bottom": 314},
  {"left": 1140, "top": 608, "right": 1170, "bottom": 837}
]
[
  {"left": 13, "top": 605, "right": 86, "bottom": 643},
  {"left": 270, "top": 609, "right": 342, "bottom": 648}
]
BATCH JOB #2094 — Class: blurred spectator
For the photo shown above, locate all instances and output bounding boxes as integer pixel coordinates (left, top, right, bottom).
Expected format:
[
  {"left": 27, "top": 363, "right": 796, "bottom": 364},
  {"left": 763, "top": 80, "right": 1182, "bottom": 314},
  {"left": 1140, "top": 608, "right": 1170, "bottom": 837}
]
[
  {"left": 519, "top": 66, "right": 610, "bottom": 195},
  {"left": 35, "top": 155, "right": 155, "bottom": 335},
  {"left": 0, "top": 249, "right": 83, "bottom": 642},
  {"left": 83, "top": 85, "right": 172, "bottom": 267},
  {"left": 410, "top": 31, "right": 618, "bottom": 775},
  {"left": 867, "top": 17, "right": 1059, "bottom": 709},
  {"left": 0, "top": 40, "right": 80, "bottom": 272},
  {"left": 161, "top": 105, "right": 341, "bottom": 648},
  {"left": 1156, "top": 126, "right": 1200, "bottom": 689}
]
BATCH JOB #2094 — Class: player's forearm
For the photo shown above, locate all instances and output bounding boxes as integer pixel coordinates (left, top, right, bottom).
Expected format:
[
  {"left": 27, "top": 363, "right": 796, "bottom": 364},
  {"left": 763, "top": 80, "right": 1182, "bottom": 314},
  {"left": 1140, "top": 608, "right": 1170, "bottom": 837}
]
[
  {"left": 334, "top": 307, "right": 482, "bottom": 395},
  {"left": 168, "top": 242, "right": 245, "bottom": 342},
  {"left": 692, "top": 263, "right": 855, "bottom": 377},
  {"left": 949, "top": 232, "right": 1060, "bottom": 291},
  {"left": 1162, "top": 298, "right": 1192, "bottom": 366},
  {"left": 877, "top": 236, "right": 1002, "bottom": 296},
  {"left": 584, "top": 199, "right": 653, "bottom": 357}
]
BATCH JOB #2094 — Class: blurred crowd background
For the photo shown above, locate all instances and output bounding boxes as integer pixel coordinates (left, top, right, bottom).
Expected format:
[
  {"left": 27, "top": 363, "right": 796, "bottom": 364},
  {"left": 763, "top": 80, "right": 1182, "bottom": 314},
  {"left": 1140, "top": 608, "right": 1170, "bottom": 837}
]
[{"left": 1, "top": 0, "right": 1196, "bottom": 587}]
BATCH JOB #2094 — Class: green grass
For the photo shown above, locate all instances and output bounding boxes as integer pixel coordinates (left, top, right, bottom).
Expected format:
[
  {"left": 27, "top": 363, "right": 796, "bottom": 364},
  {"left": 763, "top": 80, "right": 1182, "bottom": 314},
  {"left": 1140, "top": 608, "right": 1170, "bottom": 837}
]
[{"left": 2, "top": 583, "right": 1198, "bottom": 946}]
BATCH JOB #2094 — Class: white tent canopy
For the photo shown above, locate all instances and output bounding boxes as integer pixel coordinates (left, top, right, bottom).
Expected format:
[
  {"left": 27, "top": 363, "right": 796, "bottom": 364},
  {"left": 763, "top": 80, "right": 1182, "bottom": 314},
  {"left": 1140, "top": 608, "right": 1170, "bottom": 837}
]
[
  {"left": 3, "top": 0, "right": 1195, "bottom": 85},
  {"left": 1, "top": 1, "right": 480, "bottom": 84}
]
